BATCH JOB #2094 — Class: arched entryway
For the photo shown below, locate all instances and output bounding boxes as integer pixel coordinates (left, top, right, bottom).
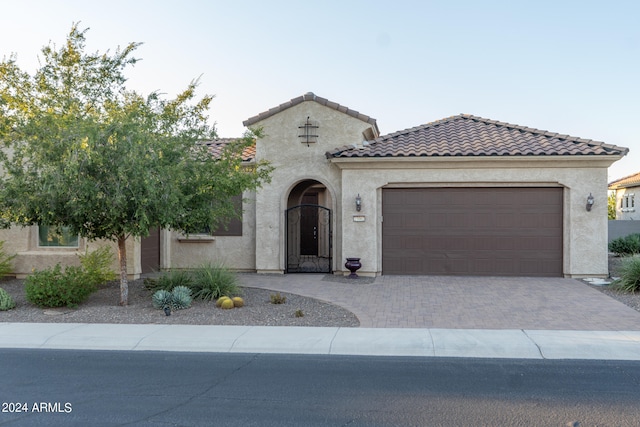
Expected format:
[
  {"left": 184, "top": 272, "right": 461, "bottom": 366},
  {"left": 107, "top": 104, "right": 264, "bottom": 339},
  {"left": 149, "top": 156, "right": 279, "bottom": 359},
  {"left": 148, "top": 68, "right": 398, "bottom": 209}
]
[{"left": 285, "top": 180, "right": 332, "bottom": 273}]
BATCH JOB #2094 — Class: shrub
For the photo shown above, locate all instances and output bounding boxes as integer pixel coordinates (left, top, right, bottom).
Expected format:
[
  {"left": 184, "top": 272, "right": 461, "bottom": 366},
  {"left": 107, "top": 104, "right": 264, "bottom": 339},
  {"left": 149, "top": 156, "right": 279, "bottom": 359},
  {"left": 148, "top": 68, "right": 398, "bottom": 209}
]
[
  {"left": 0, "top": 287, "right": 16, "bottom": 311},
  {"left": 191, "top": 263, "right": 240, "bottom": 301},
  {"left": 0, "top": 241, "right": 16, "bottom": 278},
  {"left": 25, "top": 264, "right": 97, "bottom": 308},
  {"left": 270, "top": 292, "right": 286, "bottom": 304},
  {"left": 145, "top": 269, "right": 194, "bottom": 292},
  {"left": 79, "top": 246, "right": 117, "bottom": 286},
  {"left": 609, "top": 233, "right": 640, "bottom": 257},
  {"left": 146, "top": 264, "right": 240, "bottom": 302},
  {"left": 614, "top": 256, "right": 640, "bottom": 293}
]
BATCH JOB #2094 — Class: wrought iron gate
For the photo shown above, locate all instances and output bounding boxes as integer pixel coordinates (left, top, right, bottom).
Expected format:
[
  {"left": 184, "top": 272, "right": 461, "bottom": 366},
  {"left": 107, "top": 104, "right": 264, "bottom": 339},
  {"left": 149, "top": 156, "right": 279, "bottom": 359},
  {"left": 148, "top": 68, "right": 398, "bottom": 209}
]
[{"left": 285, "top": 204, "right": 332, "bottom": 273}]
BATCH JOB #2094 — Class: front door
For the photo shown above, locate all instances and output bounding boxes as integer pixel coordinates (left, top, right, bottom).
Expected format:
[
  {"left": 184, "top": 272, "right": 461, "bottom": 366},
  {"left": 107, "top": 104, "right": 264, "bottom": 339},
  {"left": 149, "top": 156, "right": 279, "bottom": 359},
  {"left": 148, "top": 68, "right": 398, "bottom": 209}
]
[
  {"left": 285, "top": 201, "right": 331, "bottom": 273},
  {"left": 300, "top": 193, "right": 319, "bottom": 255}
]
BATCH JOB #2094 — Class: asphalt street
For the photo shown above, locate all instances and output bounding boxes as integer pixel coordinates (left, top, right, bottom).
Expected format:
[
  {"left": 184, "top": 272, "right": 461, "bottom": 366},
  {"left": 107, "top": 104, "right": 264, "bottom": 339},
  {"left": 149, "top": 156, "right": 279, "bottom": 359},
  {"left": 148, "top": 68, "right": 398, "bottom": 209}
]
[{"left": 2, "top": 349, "right": 640, "bottom": 426}]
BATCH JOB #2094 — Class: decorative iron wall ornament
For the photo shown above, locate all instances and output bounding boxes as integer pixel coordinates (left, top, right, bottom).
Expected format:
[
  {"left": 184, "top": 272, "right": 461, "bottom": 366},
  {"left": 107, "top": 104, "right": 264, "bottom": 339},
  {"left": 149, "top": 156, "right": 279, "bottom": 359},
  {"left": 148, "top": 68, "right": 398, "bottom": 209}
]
[
  {"left": 298, "top": 116, "right": 319, "bottom": 146},
  {"left": 285, "top": 204, "right": 331, "bottom": 273}
]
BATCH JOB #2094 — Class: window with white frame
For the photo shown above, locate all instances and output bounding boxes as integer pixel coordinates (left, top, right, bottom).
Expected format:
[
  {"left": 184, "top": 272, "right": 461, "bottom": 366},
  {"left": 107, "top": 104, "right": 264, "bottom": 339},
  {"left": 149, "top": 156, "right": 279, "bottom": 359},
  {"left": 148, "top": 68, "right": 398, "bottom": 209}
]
[{"left": 621, "top": 194, "right": 636, "bottom": 212}]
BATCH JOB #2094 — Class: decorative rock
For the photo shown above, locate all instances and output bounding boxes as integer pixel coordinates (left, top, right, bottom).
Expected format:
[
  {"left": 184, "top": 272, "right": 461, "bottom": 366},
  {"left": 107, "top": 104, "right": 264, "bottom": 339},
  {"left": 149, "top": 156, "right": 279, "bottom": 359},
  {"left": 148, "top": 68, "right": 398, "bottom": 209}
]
[
  {"left": 582, "top": 277, "right": 613, "bottom": 286},
  {"left": 43, "top": 308, "right": 73, "bottom": 316}
]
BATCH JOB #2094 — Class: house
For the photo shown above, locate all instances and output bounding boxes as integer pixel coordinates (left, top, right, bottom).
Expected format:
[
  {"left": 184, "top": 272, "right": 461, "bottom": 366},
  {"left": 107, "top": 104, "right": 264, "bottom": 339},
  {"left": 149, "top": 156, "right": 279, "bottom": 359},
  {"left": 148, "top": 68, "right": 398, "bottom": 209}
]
[
  {"left": 1, "top": 92, "right": 629, "bottom": 278},
  {"left": 607, "top": 171, "right": 640, "bottom": 242},
  {"left": 608, "top": 172, "right": 640, "bottom": 220}
]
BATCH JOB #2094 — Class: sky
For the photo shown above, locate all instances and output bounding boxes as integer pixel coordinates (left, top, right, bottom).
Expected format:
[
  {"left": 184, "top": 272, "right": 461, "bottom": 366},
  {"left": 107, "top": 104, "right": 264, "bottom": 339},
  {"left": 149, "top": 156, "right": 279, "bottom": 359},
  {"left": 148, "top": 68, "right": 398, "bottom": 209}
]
[{"left": 1, "top": 0, "right": 638, "bottom": 181}]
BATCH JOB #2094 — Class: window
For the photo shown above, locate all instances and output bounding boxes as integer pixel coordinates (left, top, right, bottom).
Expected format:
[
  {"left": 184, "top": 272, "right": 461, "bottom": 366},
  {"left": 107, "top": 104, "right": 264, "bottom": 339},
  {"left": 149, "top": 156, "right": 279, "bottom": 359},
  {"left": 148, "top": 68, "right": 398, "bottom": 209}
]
[
  {"left": 210, "top": 195, "right": 243, "bottom": 236},
  {"left": 38, "top": 225, "right": 79, "bottom": 247},
  {"left": 621, "top": 194, "right": 636, "bottom": 212}
]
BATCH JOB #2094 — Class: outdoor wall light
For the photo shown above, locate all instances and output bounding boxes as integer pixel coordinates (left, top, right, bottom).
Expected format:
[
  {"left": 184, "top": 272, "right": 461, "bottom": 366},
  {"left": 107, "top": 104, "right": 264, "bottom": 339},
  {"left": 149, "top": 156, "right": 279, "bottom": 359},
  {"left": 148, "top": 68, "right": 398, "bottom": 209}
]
[
  {"left": 586, "top": 193, "right": 594, "bottom": 211},
  {"left": 355, "top": 194, "right": 362, "bottom": 211}
]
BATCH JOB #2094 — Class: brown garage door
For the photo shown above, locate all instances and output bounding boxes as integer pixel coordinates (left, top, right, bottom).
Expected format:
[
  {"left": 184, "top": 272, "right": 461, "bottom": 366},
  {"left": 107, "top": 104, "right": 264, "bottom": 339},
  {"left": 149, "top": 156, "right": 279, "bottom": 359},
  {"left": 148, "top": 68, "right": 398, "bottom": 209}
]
[{"left": 382, "top": 188, "right": 563, "bottom": 276}]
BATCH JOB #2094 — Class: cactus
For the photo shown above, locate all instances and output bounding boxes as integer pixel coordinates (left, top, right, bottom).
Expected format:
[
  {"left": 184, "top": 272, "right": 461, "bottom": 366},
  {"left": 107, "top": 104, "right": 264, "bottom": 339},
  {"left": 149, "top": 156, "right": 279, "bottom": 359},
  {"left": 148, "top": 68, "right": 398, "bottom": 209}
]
[
  {"left": 171, "top": 286, "right": 192, "bottom": 310},
  {"left": 0, "top": 288, "right": 16, "bottom": 311},
  {"left": 232, "top": 297, "right": 244, "bottom": 308},
  {"left": 152, "top": 290, "right": 173, "bottom": 309},
  {"left": 220, "top": 298, "right": 235, "bottom": 309},
  {"left": 270, "top": 292, "right": 286, "bottom": 304},
  {"left": 216, "top": 296, "right": 231, "bottom": 307}
]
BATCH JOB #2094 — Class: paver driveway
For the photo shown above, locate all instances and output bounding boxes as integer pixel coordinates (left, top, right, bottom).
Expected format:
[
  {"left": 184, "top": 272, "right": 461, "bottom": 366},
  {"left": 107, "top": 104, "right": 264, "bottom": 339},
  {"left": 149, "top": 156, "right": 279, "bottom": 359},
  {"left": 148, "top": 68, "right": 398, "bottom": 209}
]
[{"left": 239, "top": 274, "right": 640, "bottom": 330}]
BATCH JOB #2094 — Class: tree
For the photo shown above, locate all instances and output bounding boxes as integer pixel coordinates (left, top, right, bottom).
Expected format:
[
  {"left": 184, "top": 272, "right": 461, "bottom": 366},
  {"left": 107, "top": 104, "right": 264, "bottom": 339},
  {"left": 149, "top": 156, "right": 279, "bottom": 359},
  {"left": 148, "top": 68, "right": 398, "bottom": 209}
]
[
  {"left": 0, "top": 25, "right": 272, "bottom": 305},
  {"left": 608, "top": 192, "right": 617, "bottom": 220}
]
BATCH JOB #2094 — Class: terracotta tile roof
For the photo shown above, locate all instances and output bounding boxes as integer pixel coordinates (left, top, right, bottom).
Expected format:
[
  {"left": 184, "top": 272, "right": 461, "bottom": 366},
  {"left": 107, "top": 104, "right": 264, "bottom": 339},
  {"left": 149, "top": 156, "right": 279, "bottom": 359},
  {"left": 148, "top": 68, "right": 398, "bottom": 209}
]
[
  {"left": 243, "top": 92, "right": 379, "bottom": 134},
  {"left": 608, "top": 171, "right": 640, "bottom": 189},
  {"left": 326, "top": 114, "right": 629, "bottom": 159},
  {"left": 203, "top": 138, "right": 255, "bottom": 162}
]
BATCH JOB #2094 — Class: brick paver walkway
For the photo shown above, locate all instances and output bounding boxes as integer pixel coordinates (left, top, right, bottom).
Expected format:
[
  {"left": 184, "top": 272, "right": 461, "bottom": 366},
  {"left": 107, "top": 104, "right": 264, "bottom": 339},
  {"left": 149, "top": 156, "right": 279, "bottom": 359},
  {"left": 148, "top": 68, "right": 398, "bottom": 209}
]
[{"left": 238, "top": 274, "right": 640, "bottom": 330}]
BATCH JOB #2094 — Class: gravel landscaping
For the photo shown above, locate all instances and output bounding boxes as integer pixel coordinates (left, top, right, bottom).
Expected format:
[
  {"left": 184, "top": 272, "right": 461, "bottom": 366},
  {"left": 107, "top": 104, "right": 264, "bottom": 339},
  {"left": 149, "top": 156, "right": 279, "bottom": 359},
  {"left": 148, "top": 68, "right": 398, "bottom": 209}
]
[
  {"left": 0, "top": 277, "right": 360, "bottom": 327},
  {"left": 585, "top": 254, "right": 640, "bottom": 312}
]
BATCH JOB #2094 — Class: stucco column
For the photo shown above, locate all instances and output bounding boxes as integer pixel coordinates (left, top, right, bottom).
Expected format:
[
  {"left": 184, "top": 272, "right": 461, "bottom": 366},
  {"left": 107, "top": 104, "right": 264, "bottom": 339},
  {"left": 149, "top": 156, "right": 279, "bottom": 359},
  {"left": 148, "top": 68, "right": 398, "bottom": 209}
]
[{"left": 255, "top": 185, "right": 283, "bottom": 273}]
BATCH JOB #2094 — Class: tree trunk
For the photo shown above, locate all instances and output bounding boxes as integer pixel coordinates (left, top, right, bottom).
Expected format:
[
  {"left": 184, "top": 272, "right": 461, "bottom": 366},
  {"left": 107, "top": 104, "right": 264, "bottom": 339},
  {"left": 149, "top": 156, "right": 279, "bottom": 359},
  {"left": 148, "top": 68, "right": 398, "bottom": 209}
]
[{"left": 117, "top": 236, "right": 129, "bottom": 306}]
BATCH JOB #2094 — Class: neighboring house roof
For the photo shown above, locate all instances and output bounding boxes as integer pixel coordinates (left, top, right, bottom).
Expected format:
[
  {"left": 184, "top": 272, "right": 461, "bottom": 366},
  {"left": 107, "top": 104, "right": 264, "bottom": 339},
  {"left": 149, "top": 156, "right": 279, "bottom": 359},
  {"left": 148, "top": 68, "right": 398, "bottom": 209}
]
[
  {"left": 326, "top": 114, "right": 629, "bottom": 159},
  {"left": 243, "top": 92, "right": 380, "bottom": 136},
  {"left": 203, "top": 138, "right": 256, "bottom": 162},
  {"left": 608, "top": 171, "right": 640, "bottom": 190}
]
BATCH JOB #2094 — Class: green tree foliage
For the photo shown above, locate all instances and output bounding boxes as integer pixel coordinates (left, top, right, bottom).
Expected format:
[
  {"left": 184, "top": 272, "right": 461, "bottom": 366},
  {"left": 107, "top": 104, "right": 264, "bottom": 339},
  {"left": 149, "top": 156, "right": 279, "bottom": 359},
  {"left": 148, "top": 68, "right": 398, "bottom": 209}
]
[
  {"left": 608, "top": 192, "right": 617, "bottom": 220},
  {"left": 0, "top": 25, "right": 271, "bottom": 305},
  {"left": 0, "top": 241, "right": 15, "bottom": 277}
]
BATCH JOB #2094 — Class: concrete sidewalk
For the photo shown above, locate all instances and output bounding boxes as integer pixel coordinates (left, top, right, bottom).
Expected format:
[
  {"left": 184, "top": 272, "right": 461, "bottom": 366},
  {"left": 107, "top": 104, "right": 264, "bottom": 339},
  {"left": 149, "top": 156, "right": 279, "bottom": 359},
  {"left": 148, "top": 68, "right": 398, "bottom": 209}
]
[{"left": 1, "top": 322, "right": 640, "bottom": 360}]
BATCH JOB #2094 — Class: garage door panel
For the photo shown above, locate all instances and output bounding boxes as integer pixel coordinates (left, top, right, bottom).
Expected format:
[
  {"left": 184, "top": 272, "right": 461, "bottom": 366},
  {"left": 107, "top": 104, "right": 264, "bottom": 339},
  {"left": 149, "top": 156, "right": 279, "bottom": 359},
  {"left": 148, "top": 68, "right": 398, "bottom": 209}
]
[{"left": 382, "top": 188, "right": 563, "bottom": 277}]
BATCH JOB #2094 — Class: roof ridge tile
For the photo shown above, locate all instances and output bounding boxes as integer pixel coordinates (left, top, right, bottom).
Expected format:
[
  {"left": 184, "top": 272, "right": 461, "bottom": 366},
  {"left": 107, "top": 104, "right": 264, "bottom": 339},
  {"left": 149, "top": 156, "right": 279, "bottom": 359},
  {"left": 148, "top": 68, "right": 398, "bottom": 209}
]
[{"left": 243, "top": 92, "right": 378, "bottom": 134}]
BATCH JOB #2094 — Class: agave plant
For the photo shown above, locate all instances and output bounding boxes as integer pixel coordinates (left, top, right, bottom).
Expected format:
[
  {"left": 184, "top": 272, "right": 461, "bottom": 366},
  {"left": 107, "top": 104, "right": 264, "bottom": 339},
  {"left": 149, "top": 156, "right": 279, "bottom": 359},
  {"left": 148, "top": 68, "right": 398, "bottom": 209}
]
[
  {"left": 170, "top": 286, "right": 192, "bottom": 310},
  {"left": 152, "top": 290, "right": 173, "bottom": 310}
]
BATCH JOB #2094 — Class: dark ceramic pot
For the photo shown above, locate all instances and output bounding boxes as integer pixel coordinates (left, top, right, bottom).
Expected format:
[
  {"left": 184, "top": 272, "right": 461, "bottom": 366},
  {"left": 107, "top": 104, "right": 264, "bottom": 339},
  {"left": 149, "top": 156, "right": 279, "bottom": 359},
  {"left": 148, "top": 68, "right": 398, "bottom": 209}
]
[{"left": 345, "top": 257, "right": 362, "bottom": 279}]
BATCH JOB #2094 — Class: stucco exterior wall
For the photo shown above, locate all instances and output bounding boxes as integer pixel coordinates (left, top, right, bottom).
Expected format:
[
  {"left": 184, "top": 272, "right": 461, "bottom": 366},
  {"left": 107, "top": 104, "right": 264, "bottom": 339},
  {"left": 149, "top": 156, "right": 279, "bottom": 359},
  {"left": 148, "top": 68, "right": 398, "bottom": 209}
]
[
  {"left": 166, "top": 191, "right": 257, "bottom": 270},
  {"left": 0, "top": 225, "right": 139, "bottom": 279},
  {"left": 334, "top": 158, "right": 614, "bottom": 278},
  {"left": 250, "top": 101, "right": 374, "bottom": 273}
]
